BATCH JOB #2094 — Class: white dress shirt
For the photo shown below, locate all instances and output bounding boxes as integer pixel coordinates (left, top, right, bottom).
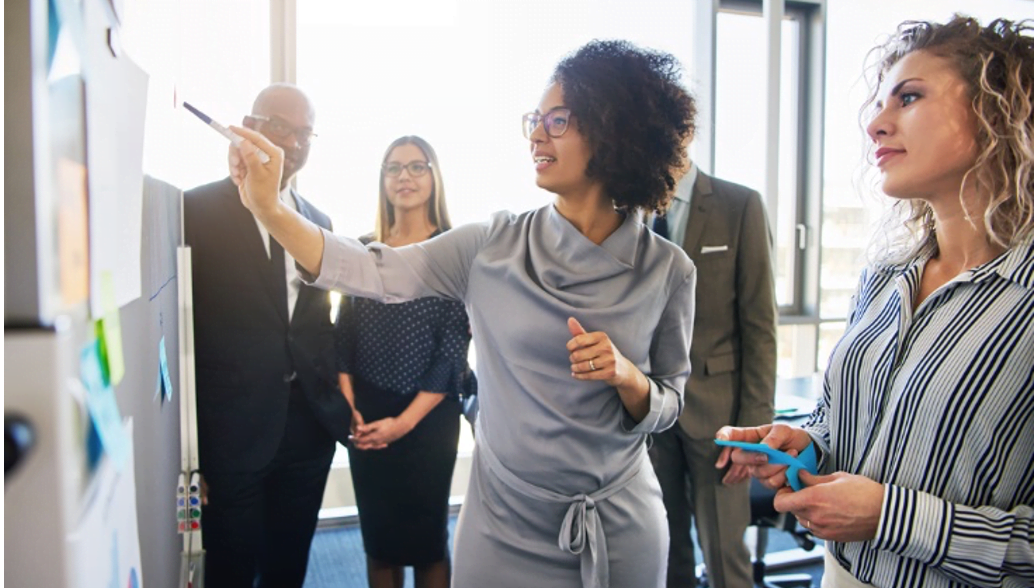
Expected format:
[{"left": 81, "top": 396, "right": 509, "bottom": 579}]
[
  {"left": 252, "top": 186, "right": 301, "bottom": 321},
  {"left": 654, "top": 163, "right": 697, "bottom": 246}
]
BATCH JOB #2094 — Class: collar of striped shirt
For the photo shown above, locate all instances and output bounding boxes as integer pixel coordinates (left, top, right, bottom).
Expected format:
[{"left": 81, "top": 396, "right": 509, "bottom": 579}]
[{"left": 874, "top": 232, "right": 1034, "bottom": 291}]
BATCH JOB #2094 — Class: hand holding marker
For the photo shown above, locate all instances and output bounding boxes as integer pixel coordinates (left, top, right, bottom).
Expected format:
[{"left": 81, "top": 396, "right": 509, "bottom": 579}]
[{"left": 183, "top": 101, "right": 271, "bottom": 164}]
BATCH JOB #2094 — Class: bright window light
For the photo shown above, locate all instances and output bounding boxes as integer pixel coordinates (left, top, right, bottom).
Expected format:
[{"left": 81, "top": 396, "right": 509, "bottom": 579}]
[{"left": 295, "top": 0, "right": 698, "bottom": 239}]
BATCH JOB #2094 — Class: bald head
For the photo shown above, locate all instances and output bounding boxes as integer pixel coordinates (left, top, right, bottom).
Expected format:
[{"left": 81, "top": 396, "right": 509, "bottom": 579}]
[
  {"left": 245, "top": 83, "right": 316, "bottom": 188},
  {"left": 252, "top": 83, "right": 315, "bottom": 121}
]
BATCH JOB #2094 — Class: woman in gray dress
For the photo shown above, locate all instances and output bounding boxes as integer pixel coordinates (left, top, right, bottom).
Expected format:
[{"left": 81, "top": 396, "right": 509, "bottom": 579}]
[{"left": 230, "top": 40, "right": 697, "bottom": 588}]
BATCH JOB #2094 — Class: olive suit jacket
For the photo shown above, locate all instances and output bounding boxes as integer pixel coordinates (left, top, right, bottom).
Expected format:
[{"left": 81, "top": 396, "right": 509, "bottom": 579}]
[{"left": 677, "top": 172, "right": 776, "bottom": 438}]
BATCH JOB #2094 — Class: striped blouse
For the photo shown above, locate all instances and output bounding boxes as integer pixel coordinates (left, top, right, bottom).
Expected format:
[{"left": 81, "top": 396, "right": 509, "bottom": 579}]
[{"left": 805, "top": 236, "right": 1034, "bottom": 588}]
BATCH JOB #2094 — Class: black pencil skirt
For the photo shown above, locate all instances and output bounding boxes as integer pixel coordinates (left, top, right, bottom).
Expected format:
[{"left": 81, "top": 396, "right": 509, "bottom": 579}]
[{"left": 348, "top": 379, "right": 461, "bottom": 566}]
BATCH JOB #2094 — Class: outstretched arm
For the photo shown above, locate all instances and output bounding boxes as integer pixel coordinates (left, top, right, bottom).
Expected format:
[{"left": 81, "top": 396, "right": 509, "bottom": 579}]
[{"left": 229, "top": 126, "right": 486, "bottom": 303}]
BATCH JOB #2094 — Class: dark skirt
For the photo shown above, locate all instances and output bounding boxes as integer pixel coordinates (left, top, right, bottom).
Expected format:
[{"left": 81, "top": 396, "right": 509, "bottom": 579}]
[{"left": 348, "top": 378, "right": 461, "bottom": 566}]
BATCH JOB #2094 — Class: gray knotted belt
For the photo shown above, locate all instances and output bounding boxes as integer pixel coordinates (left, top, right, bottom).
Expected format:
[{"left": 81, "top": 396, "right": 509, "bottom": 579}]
[{"left": 475, "top": 431, "right": 645, "bottom": 588}]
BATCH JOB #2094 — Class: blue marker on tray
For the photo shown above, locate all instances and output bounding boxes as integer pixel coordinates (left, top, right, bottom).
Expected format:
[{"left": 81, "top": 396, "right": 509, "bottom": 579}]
[
  {"left": 714, "top": 439, "right": 818, "bottom": 491},
  {"left": 183, "top": 101, "right": 271, "bottom": 163}
]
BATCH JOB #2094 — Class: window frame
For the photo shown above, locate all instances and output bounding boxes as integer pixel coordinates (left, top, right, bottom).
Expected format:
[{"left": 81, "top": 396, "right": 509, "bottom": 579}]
[{"left": 709, "top": 0, "right": 832, "bottom": 376}]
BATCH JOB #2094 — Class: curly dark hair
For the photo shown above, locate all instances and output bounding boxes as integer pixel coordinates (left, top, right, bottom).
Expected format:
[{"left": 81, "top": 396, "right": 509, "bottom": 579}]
[{"left": 552, "top": 39, "right": 696, "bottom": 214}]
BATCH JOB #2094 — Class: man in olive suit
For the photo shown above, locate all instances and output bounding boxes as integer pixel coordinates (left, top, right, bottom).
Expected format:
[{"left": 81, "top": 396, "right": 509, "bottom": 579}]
[{"left": 649, "top": 162, "right": 777, "bottom": 588}]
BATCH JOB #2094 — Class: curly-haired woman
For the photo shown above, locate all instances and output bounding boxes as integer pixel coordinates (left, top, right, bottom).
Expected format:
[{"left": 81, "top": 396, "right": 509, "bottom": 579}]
[
  {"left": 231, "top": 40, "right": 697, "bottom": 588},
  {"left": 719, "top": 15, "right": 1034, "bottom": 588},
  {"left": 231, "top": 39, "right": 698, "bottom": 582}
]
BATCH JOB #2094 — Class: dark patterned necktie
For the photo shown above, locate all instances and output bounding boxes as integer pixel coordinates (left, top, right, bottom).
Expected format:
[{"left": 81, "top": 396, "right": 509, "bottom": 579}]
[
  {"left": 652, "top": 214, "right": 670, "bottom": 240},
  {"left": 269, "top": 235, "right": 288, "bottom": 313}
]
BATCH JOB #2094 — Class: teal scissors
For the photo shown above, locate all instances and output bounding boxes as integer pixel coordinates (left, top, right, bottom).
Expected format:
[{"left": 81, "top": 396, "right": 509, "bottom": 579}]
[{"left": 714, "top": 440, "right": 818, "bottom": 491}]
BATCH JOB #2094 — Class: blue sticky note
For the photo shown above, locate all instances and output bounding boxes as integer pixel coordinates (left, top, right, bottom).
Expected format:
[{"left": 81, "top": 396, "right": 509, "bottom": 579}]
[
  {"left": 86, "top": 418, "right": 103, "bottom": 471},
  {"left": 159, "top": 336, "right": 174, "bottom": 402},
  {"left": 714, "top": 439, "right": 818, "bottom": 491},
  {"left": 80, "top": 340, "right": 129, "bottom": 471}
]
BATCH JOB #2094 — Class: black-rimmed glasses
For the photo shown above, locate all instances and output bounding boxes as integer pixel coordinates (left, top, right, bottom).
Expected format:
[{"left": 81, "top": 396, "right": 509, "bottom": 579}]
[
  {"left": 247, "top": 114, "right": 317, "bottom": 146},
  {"left": 522, "top": 108, "right": 573, "bottom": 139},
  {"left": 382, "top": 161, "right": 432, "bottom": 177}
]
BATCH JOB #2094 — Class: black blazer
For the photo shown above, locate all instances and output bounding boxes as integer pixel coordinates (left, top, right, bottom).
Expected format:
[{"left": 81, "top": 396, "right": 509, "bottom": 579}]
[{"left": 184, "top": 177, "right": 350, "bottom": 474}]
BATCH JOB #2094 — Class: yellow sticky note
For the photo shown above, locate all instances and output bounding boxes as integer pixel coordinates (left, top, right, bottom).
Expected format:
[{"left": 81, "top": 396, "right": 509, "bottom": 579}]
[{"left": 96, "top": 271, "right": 126, "bottom": 386}]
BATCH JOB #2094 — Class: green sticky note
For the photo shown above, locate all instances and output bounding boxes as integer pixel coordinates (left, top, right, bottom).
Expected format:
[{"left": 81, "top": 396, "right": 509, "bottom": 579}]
[{"left": 96, "top": 271, "right": 125, "bottom": 386}]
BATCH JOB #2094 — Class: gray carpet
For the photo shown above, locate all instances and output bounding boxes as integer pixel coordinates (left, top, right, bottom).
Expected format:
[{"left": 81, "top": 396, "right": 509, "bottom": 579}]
[
  {"left": 304, "top": 517, "right": 457, "bottom": 588},
  {"left": 304, "top": 516, "right": 823, "bottom": 588}
]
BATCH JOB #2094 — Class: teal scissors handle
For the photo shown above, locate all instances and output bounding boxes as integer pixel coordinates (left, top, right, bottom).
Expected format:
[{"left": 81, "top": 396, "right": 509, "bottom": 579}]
[{"left": 714, "top": 439, "right": 818, "bottom": 491}]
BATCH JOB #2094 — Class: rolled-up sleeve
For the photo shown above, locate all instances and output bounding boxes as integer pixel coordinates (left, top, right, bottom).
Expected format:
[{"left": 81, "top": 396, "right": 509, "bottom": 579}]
[{"left": 623, "top": 272, "right": 696, "bottom": 434}]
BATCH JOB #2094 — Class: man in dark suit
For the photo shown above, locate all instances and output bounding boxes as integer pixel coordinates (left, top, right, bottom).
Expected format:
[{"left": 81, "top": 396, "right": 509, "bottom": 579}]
[
  {"left": 184, "top": 83, "right": 350, "bottom": 588},
  {"left": 649, "top": 162, "right": 778, "bottom": 588}
]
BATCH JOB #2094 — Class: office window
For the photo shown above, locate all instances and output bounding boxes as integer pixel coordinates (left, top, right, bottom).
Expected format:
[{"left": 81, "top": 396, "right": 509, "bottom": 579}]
[
  {"left": 122, "top": 0, "right": 271, "bottom": 190},
  {"left": 294, "top": 0, "right": 699, "bottom": 239},
  {"left": 714, "top": 8, "right": 805, "bottom": 313},
  {"left": 816, "top": 321, "right": 846, "bottom": 372}
]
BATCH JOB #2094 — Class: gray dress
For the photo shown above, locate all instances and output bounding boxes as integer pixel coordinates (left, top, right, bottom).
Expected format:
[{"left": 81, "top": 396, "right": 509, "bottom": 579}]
[{"left": 308, "top": 205, "right": 696, "bottom": 588}]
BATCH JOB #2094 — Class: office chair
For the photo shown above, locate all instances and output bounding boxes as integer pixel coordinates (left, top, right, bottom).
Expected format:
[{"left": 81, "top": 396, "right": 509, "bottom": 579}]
[
  {"left": 695, "top": 478, "right": 820, "bottom": 588},
  {"left": 748, "top": 479, "right": 818, "bottom": 588}
]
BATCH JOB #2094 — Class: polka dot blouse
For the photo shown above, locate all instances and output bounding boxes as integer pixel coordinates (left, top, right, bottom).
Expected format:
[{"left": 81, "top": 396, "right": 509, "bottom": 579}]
[{"left": 334, "top": 235, "right": 474, "bottom": 397}]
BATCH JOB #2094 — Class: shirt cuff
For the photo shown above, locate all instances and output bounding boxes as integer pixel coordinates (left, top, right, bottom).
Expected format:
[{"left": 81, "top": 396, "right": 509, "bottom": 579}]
[
  {"left": 804, "top": 429, "right": 833, "bottom": 473},
  {"left": 872, "top": 484, "right": 953, "bottom": 566},
  {"left": 621, "top": 378, "right": 669, "bottom": 434}
]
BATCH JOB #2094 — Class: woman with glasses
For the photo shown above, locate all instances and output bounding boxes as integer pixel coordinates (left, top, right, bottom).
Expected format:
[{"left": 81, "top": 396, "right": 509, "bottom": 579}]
[
  {"left": 335, "top": 136, "right": 474, "bottom": 588},
  {"left": 719, "top": 16, "right": 1034, "bottom": 588},
  {"left": 230, "top": 40, "right": 697, "bottom": 588}
]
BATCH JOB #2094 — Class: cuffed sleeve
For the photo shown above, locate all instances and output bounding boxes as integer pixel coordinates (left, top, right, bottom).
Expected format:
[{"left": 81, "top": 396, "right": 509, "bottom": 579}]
[
  {"left": 621, "top": 377, "right": 673, "bottom": 433},
  {"left": 873, "top": 484, "right": 1034, "bottom": 587},
  {"left": 623, "top": 272, "right": 696, "bottom": 434}
]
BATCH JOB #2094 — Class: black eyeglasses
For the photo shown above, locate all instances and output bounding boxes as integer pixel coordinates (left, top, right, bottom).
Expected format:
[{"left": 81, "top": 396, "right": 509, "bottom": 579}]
[
  {"left": 247, "top": 114, "right": 317, "bottom": 146},
  {"left": 382, "top": 161, "right": 432, "bottom": 177},
  {"left": 522, "top": 108, "right": 573, "bottom": 139}
]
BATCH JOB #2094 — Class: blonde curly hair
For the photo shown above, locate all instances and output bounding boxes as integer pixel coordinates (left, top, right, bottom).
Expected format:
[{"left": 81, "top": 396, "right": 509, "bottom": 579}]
[{"left": 861, "top": 15, "right": 1034, "bottom": 264}]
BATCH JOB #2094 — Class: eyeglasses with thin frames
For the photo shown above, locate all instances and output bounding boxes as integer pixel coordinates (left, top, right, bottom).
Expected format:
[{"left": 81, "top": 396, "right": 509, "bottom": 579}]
[
  {"left": 382, "top": 161, "right": 432, "bottom": 177},
  {"left": 522, "top": 108, "right": 573, "bottom": 139},
  {"left": 247, "top": 114, "right": 317, "bottom": 146}
]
